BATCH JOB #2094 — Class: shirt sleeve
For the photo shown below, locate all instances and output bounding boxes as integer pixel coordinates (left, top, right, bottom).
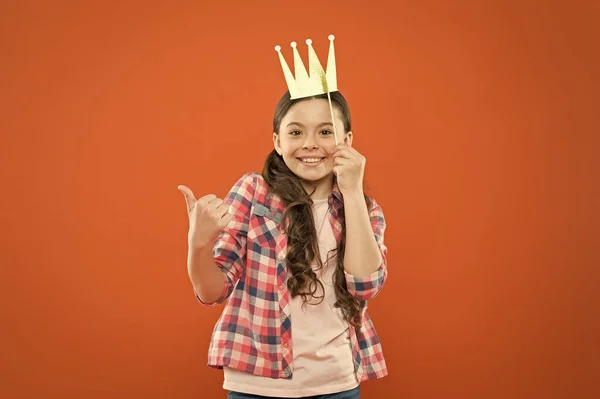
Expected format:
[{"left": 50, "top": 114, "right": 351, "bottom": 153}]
[
  {"left": 195, "top": 173, "right": 256, "bottom": 307},
  {"left": 343, "top": 198, "right": 388, "bottom": 301}
]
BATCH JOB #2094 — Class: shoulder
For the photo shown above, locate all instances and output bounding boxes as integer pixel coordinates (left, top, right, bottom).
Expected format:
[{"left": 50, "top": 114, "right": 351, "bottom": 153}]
[
  {"left": 227, "top": 172, "right": 270, "bottom": 202},
  {"left": 232, "top": 172, "right": 269, "bottom": 189},
  {"left": 228, "top": 172, "right": 262, "bottom": 188},
  {"left": 231, "top": 172, "right": 284, "bottom": 213}
]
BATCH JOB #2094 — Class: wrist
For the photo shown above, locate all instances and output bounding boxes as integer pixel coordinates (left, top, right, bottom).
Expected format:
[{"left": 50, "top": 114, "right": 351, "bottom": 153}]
[
  {"left": 342, "top": 189, "right": 365, "bottom": 203},
  {"left": 189, "top": 242, "right": 213, "bottom": 255}
]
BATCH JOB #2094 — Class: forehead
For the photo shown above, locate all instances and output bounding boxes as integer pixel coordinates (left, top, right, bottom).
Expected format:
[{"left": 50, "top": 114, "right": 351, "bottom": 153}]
[{"left": 282, "top": 98, "right": 342, "bottom": 125}]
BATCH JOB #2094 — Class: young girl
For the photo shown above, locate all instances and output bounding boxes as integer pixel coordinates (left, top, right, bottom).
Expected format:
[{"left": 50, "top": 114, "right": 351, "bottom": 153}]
[{"left": 178, "top": 90, "right": 388, "bottom": 399}]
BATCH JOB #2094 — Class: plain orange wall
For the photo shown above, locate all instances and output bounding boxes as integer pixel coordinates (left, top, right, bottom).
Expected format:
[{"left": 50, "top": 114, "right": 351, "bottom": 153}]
[{"left": 1, "top": 1, "right": 598, "bottom": 398}]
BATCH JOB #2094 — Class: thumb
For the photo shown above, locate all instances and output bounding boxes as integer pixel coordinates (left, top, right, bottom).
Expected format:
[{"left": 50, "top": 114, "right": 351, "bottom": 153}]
[{"left": 177, "top": 185, "right": 196, "bottom": 213}]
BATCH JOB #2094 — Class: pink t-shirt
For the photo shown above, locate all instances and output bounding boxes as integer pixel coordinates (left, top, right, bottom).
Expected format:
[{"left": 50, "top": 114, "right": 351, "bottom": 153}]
[{"left": 222, "top": 198, "right": 358, "bottom": 397}]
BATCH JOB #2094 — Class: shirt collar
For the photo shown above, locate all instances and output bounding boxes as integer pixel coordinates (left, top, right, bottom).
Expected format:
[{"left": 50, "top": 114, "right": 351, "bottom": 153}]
[{"left": 330, "top": 178, "right": 343, "bottom": 204}]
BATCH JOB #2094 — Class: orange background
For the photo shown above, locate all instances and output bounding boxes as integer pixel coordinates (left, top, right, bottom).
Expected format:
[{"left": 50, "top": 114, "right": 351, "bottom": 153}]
[{"left": 1, "top": 1, "right": 598, "bottom": 398}]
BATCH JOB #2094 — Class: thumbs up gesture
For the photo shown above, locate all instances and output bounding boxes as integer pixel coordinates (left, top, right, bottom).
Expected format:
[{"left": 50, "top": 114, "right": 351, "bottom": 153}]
[{"left": 177, "top": 185, "right": 232, "bottom": 250}]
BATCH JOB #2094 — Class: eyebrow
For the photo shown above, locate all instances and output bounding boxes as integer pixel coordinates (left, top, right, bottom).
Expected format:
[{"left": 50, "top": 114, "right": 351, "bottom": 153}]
[{"left": 286, "top": 121, "right": 334, "bottom": 128}]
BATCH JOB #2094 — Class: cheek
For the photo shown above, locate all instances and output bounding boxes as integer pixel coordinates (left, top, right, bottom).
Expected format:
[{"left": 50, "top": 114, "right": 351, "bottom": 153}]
[
  {"left": 280, "top": 142, "right": 299, "bottom": 158},
  {"left": 323, "top": 145, "right": 336, "bottom": 157}
]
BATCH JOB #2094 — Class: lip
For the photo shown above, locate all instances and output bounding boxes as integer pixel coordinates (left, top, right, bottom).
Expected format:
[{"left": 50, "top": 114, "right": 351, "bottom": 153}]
[{"left": 297, "top": 157, "right": 326, "bottom": 166}]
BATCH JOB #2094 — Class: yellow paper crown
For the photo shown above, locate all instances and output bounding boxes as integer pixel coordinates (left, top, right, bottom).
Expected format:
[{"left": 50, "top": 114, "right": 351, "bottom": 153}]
[{"left": 274, "top": 34, "right": 337, "bottom": 100}]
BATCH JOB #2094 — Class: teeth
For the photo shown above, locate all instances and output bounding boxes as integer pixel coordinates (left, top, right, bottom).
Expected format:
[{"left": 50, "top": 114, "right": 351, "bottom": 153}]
[{"left": 301, "top": 158, "right": 323, "bottom": 163}]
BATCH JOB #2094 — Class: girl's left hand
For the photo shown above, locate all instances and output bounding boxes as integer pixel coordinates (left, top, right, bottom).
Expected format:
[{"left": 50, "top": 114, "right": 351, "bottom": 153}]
[{"left": 332, "top": 144, "right": 366, "bottom": 196}]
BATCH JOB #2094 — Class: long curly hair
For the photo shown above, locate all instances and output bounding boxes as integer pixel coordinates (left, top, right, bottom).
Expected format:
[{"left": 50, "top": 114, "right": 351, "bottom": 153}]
[{"left": 262, "top": 90, "right": 372, "bottom": 328}]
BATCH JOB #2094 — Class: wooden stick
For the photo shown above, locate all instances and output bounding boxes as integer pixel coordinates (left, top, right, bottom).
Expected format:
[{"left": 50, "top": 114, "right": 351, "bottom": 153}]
[{"left": 326, "top": 91, "right": 339, "bottom": 145}]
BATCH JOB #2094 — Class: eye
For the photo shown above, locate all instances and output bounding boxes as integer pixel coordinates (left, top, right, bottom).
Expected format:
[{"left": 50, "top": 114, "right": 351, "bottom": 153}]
[
  {"left": 320, "top": 129, "right": 333, "bottom": 135},
  {"left": 289, "top": 130, "right": 301, "bottom": 136}
]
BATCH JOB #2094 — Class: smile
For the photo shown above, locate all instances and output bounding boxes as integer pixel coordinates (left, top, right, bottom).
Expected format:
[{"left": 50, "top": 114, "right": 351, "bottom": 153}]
[{"left": 298, "top": 157, "right": 325, "bottom": 165}]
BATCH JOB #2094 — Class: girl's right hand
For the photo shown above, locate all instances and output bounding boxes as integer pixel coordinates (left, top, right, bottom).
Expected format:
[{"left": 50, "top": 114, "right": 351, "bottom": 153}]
[{"left": 178, "top": 185, "right": 232, "bottom": 249}]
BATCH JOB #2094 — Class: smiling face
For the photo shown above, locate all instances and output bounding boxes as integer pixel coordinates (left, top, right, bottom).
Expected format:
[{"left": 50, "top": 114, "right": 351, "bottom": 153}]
[{"left": 273, "top": 98, "right": 352, "bottom": 197}]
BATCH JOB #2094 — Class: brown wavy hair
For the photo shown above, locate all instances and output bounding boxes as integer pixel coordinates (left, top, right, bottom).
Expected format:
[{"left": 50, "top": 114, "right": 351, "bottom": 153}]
[{"left": 262, "top": 90, "right": 372, "bottom": 328}]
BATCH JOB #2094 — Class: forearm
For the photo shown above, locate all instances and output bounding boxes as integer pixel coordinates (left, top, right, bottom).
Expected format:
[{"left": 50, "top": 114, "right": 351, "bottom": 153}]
[
  {"left": 187, "top": 245, "right": 226, "bottom": 304},
  {"left": 343, "top": 191, "right": 383, "bottom": 277}
]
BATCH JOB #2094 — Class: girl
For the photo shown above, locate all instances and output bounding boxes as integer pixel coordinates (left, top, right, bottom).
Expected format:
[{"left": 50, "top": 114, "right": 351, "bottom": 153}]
[{"left": 178, "top": 90, "right": 388, "bottom": 399}]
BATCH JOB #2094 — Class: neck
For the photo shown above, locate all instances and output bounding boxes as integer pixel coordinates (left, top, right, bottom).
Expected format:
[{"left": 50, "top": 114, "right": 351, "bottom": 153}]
[{"left": 302, "top": 174, "right": 334, "bottom": 201}]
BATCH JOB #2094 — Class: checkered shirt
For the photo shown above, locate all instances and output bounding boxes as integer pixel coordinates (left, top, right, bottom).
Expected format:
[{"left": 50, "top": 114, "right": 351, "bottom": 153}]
[{"left": 196, "top": 172, "right": 388, "bottom": 382}]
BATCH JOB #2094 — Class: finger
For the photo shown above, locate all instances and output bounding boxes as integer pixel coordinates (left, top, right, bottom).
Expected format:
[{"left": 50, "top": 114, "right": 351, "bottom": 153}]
[
  {"left": 178, "top": 185, "right": 197, "bottom": 213},
  {"left": 333, "top": 149, "right": 352, "bottom": 159},
  {"left": 217, "top": 204, "right": 231, "bottom": 220},
  {"left": 329, "top": 144, "right": 343, "bottom": 155},
  {"left": 206, "top": 197, "right": 224, "bottom": 211},
  {"left": 197, "top": 194, "right": 217, "bottom": 209},
  {"left": 333, "top": 157, "right": 349, "bottom": 167},
  {"left": 333, "top": 147, "right": 353, "bottom": 159},
  {"left": 336, "top": 142, "right": 359, "bottom": 153},
  {"left": 218, "top": 212, "right": 233, "bottom": 229},
  {"left": 344, "top": 145, "right": 359, "bottom": 155},
  {"left": 331, "top": 143, "right": 346, "bottom": 153}
]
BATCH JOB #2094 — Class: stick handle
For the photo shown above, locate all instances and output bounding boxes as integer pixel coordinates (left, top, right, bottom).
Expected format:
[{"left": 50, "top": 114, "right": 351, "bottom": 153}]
[{"left": 326, "top": 91, "right": 339, "bottom": 145}]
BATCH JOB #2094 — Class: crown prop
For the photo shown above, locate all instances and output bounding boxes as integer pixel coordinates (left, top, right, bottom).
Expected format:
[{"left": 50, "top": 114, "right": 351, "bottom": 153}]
[{"left": 274, "top": 34, "right": 340, "bottom": 144}]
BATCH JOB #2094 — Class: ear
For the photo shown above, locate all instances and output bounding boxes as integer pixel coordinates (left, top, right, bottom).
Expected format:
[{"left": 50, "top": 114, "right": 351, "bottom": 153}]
[
  {"left": 344, "top": 130, "right": 354, "bottom": 147},
  {"left": 273, "top": 132, "right": 282, "bottom": 156}
]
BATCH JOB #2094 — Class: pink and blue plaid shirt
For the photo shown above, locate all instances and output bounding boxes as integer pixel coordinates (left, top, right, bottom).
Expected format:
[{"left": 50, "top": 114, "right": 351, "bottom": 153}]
[{"left": 196, "top": 172, "right": 388, "bottom": 382}]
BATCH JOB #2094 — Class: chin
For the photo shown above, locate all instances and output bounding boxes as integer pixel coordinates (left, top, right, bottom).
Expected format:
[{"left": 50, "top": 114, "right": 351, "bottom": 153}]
[{"left": 294, "top": 169, "right": 332, "bottom": 182}]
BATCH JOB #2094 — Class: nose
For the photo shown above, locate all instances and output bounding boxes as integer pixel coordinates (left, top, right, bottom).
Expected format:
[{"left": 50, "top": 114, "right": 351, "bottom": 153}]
[{"left": 302, "top": 134, "right": 318, "bottom": 150}]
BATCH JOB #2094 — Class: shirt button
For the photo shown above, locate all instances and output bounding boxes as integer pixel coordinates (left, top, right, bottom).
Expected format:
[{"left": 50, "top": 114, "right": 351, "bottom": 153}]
[
  {"left": 278, "top": 285, "right": 284, "bottom": 291},
  {"left": 281, "top": 314, "right": 287, "bottom": 321},
  {"left": 283, "top": 342, "right": 289, "bottom": 349},
  {"left": 278, "top": 255, "right": 283, "bottom": 262}
]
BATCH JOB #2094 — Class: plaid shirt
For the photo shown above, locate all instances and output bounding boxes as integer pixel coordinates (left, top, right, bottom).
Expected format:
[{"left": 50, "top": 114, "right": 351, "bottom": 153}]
[{"left": 197, "top": 172, "right": 388, "bottom": 382}]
